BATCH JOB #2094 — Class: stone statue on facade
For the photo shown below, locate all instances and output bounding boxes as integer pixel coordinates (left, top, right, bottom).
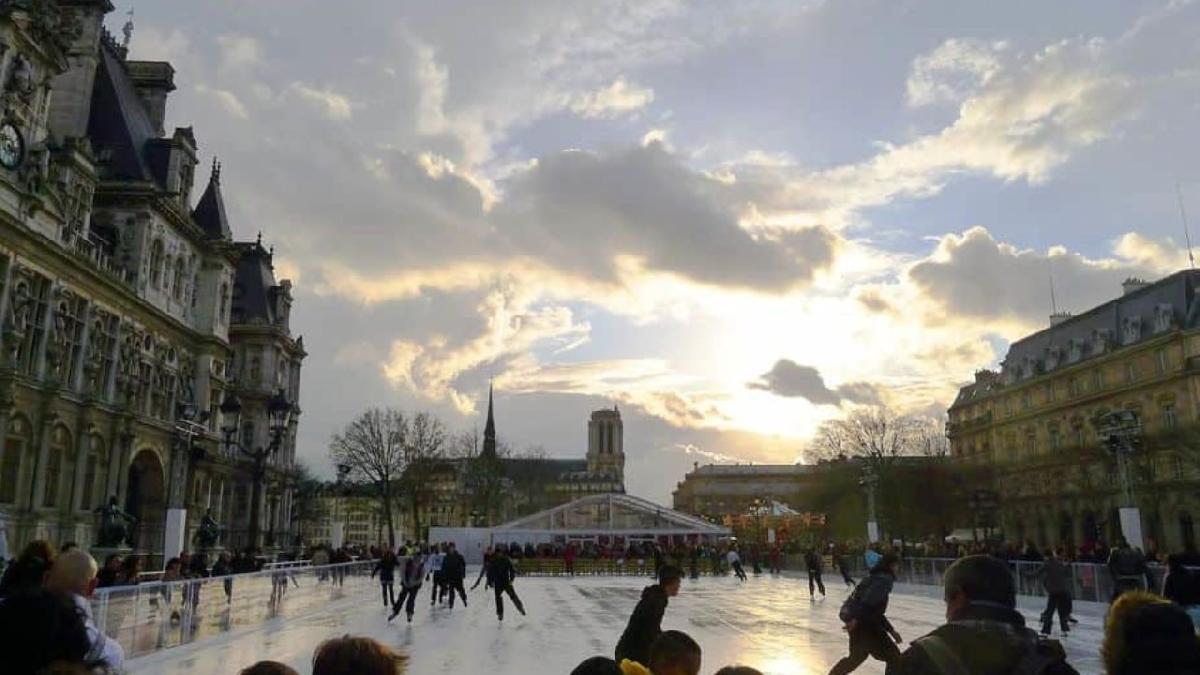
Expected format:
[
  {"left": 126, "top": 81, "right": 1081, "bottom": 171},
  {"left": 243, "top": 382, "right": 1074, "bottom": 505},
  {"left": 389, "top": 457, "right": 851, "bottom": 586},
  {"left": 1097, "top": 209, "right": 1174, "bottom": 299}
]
[
  {"left": 194, "top": 508, "right": 221, "bottom": 549},
  {"left": 94, "top": 495, "right": 136, "bottom": 548}
]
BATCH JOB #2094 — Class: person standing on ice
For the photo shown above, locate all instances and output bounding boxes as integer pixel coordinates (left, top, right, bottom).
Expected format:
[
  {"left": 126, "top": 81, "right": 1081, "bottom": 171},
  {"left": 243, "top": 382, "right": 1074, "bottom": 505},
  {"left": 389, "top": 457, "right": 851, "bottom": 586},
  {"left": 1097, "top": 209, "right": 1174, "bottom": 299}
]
[
  {"left": 371, "top": 549, "right": 399, "bottom": 608},
  {"left": 615, "top": 565, "right": 683, "bottom": 668},
  {"left": 387, "top": 550, "right": 426, "bottom": 623},
  {"left": 441, "top": 542, "right": 468, "bottom": 609},
  {"left": 806, "top": 547, "right": 827, "bottom": 599},
  {"left": 486, "top": 546, "right": 525, "bottom": 621},
  {"left": 726, "top": 547, "right": 747, "bottom": 582},
  {"left": 427, "top": 544, "right": 445, "bottom": 607}
]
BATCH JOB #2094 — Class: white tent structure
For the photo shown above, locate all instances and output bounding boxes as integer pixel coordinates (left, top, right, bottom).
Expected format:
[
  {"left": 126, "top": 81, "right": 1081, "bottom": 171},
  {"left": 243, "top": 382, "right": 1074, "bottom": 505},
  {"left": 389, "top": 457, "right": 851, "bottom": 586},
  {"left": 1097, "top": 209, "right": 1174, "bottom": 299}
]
[{"left": 489, "top": 493, "right": 730, "bottom": 548}]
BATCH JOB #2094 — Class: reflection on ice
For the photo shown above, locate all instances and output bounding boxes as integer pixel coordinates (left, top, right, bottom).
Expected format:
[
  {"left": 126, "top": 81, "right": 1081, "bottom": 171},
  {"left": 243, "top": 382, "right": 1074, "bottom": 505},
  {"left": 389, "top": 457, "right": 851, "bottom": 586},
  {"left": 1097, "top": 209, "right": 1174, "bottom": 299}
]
[{"left": 127, "top": 573, "right": 1106, "bottom": 675}]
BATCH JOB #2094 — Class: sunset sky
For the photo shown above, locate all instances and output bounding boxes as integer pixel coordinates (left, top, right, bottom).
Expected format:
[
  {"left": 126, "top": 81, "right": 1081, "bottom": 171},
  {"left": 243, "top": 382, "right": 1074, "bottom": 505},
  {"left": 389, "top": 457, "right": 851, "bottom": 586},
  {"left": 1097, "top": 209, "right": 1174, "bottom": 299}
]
[{"left": 118, "top": 0, "right": 1200, "bottom": 502}]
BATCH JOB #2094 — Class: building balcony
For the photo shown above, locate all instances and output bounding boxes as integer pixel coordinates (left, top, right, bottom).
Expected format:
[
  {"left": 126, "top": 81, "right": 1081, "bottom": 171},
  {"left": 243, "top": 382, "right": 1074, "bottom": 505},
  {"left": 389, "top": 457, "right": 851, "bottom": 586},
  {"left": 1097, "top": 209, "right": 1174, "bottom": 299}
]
[{"left": 63, "top": 228, "right": 135, "bottom": 287}]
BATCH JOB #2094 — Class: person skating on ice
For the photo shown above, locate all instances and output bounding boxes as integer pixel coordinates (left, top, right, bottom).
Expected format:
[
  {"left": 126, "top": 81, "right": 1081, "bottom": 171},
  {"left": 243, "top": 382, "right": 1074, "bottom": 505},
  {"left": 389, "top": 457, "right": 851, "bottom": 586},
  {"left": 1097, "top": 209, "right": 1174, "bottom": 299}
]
[
  {"left": 726, "top": 547, "right": 747, "bottom": 582},
  {"left": 427, "top": 544, "right": 445, "bottom": 607},
  {"left": 615, "top": 565, "right": 683, "bottom": 667},
  {"left": 471, "top": 546, "right": 494, "bottom": 590},
  {"left": 486, "top": 546, "right": 525, "bottom": 621},
  {"left": 387, "top": 549, "right": 426, "bottom": 623},
  {"left": 441, "top": 542, "right": 468, "bottom": 609},
  {"left": 372, "top": 549, "right": 400, "bottom": 608},
  {"left": 827, "top": 553, "right": 902, "bottom": 675},
  {"left": 805, "top": 547, "right": 827, "bottom": 599}
]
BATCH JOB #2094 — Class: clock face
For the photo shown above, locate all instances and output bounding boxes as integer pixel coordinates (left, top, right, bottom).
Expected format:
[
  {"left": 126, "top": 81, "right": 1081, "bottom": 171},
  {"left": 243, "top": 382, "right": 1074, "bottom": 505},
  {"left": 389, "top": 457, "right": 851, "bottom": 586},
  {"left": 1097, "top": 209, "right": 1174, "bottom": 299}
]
[{"left": 0, "top": 123, "right": 24, "bottom": 170}]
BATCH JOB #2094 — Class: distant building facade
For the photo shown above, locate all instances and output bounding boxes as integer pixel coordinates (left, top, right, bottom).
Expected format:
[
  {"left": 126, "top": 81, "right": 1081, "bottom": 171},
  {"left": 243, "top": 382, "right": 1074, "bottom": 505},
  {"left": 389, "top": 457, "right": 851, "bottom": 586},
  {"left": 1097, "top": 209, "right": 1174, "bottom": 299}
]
[
  {"left": 400, "top": 388, "right": 626, "bottom": 540},
  {"left": 0, "top": 2, "right": 303, "bottom": 562},
  {"left": 948, "top": 272, "right": 1200, "bottom": 554}
]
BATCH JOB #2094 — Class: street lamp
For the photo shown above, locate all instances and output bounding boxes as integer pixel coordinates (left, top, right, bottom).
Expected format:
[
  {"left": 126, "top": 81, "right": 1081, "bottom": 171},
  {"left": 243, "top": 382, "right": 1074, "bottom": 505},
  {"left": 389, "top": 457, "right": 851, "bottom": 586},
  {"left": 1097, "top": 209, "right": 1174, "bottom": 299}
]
[
  {"left": 859, "top": 461, "right": 880, "bottom": 544},
  {"left": 1094, "top": 410, "right": 1144, "bottom": 550},
  {"left": 220, "top": 388, "right": 293, "bottom": 550}
]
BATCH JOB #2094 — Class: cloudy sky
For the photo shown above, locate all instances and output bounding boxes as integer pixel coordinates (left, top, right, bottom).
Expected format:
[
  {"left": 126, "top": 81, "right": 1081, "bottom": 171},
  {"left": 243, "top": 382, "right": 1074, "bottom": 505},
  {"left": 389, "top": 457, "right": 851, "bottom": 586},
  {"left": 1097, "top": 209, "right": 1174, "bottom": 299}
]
[{"left": 118, "top": 1, "right": 1200, "bottom": 503}]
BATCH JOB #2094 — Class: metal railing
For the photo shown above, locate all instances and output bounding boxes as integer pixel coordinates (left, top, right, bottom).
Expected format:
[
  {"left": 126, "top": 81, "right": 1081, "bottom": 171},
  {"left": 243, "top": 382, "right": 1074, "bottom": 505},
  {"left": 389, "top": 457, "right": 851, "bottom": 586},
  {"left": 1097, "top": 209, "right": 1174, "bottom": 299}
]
[{"left": 90, "top": 560, "right": 374, "bottom": 659}]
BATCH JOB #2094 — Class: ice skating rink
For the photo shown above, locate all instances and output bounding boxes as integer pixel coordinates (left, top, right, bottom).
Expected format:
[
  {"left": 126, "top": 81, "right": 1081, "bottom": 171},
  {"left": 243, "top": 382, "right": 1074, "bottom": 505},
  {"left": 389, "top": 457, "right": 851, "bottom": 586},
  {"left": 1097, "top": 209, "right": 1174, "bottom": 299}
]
[{"left": 126, "top": 572, "right": 1106, "bottom": 675}]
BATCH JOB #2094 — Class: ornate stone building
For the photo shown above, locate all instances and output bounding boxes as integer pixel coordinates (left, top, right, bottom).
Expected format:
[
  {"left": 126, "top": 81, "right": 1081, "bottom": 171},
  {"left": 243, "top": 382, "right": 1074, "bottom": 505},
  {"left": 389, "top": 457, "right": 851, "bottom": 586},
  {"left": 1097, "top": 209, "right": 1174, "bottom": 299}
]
[
  {"left": 0, "top": 2, "right": 303, "bottom": 563},
  {"left": 948, "top": 272, "right": 1200, "bottom": 554}
]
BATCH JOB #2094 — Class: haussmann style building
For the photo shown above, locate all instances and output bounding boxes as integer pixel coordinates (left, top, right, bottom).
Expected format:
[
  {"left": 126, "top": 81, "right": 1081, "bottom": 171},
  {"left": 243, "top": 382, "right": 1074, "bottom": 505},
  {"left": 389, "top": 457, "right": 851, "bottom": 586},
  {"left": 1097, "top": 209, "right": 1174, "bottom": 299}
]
[
  {"left": 947, "top": 273, "right": 1200, "bottom": 555},
  {"left": 0, "top": 1, "right": 305, "bottom": 565}
]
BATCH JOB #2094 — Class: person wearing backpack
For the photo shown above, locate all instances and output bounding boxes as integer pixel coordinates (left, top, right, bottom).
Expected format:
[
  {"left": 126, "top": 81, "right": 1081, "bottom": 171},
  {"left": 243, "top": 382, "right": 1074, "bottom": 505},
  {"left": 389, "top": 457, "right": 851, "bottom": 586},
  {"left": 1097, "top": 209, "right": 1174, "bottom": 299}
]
[
  {"left": 888, "top": 554, "right": 1079, "bottom": 675},
  {"left": 828, "top": 553, "right": 902, "bottom": 675}
]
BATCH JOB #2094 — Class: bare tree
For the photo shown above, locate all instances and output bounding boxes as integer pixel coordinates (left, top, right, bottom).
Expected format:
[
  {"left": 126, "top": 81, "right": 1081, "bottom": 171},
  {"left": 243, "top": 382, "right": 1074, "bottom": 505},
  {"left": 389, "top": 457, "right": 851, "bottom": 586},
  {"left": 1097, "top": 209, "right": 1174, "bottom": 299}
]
[
  {"left": 399, "top": 411, "right": 448, "bottom": 540},
  {"left": 807, "top": 406, "right": 924, "bottom": 467},
  {"left": 328, "top": 408, "right": 408, "bottom": 547},
  {"left": 454, "top": 428, "right": 511, "bottom": 526}
]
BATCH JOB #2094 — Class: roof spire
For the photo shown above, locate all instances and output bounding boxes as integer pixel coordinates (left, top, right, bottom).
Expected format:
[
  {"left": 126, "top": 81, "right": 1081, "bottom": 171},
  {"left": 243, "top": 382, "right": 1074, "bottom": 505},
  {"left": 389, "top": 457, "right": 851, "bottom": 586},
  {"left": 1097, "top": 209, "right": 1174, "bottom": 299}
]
[
  {"left": 122, "top": 9, "right": 135, "bottom": 51},
  {"left": 210, "top": 156, "right": 221, "bottom": 185},
  {"left": 482, "top": 381, "right": 497, "bottom": 459}
]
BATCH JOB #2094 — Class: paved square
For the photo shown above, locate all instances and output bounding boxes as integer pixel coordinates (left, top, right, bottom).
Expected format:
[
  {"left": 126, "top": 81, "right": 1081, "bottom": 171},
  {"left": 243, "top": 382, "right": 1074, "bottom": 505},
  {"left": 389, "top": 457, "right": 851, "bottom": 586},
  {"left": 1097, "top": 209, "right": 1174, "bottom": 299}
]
[{"left": 127, "top": 572, "right": 1106, "bottom": 674}]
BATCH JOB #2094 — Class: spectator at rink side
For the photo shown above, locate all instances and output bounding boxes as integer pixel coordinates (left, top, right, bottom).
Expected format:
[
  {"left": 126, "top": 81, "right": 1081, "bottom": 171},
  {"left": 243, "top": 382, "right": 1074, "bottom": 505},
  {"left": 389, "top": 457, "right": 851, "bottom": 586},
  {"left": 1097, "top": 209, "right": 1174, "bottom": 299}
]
[
  {"left": 43, "top": 548, "right": 125, "bottom": 671},
  {"left": 312, "top": 635, "right": 408, "bottom": 675},
  {"left": 0, "top": 587, "right": 92, "bottom": 674},
  {"left": 1101, "top": 590, "right": 1200, "bottom": 675}
]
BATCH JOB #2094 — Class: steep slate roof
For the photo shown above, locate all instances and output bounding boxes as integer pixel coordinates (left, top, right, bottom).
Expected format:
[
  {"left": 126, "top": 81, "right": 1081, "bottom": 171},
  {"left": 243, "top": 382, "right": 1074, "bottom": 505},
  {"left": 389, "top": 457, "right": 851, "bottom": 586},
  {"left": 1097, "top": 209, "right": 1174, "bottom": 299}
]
[
  {"left": 192, "top": 162, "right": 232, "bottom": 240},
  {"left": 231, "top": 239, "right": 277, "bottom": 325},
  {"left": 87, "top": 47, "right": 156, "bottom": 181}
]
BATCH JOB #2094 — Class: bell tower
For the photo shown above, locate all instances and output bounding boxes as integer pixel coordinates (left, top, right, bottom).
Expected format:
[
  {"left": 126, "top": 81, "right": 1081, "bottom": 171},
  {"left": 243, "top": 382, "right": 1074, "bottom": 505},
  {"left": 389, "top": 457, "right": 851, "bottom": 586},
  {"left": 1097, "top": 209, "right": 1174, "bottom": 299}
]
[{"left": 587, "top": 407, "right": 624, "bottom": 480}]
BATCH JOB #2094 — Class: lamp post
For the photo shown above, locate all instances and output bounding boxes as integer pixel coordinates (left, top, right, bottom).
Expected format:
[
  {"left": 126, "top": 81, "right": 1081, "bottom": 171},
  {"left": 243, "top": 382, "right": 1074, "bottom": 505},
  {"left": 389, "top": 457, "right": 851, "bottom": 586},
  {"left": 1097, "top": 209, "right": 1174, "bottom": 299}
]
[
  {"left": 331, "top": 463, "right": 350, "bottom": 549},
  {"left": 860, "top": 461, "right": 880, "bottom": 544},
  {"left": 220, "top": 389, "right": 293, "bottom": 551},
  {"left": 1095, "top": 410, "right": 1144, "bottom": 550}
]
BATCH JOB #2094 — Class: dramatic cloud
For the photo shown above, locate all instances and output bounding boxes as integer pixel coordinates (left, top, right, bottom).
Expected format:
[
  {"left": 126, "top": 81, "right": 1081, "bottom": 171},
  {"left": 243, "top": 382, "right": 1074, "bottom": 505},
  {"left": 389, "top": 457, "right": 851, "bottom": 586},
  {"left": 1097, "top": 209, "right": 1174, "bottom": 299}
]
[
  {"left": 749, "top": 360, "right": 881, "bottom": 406},
  {"left": 570, "top": 77, "right": 655, "bottom": 118},
  {"left": 906, "top": 38, "right": 1006, "bottom": 107},
  {"left": 908, "top": 226, "right": 1184, "bottom": 324}
]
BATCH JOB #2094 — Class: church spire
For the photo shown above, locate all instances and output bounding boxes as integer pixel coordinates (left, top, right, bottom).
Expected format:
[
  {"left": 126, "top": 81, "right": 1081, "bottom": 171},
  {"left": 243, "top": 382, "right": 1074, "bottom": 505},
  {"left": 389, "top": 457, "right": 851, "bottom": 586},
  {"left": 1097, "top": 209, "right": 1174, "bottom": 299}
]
[{"left": 482, "top": 381, "right": 497, "bottom": 459}]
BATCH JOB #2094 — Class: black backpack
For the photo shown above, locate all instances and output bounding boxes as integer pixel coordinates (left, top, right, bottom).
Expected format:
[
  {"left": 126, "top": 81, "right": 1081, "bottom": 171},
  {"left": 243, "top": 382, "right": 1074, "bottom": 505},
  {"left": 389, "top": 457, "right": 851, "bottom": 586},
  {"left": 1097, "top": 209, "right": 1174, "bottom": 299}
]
[{"left": 838, "top": 575, "right": 875, "bottom": 624}]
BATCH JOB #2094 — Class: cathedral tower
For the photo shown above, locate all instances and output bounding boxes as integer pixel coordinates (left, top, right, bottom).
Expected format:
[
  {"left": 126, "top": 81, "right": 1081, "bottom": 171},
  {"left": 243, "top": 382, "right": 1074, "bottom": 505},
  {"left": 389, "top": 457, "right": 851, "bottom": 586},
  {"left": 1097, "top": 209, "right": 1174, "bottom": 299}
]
[{"left": 587, "top": 407, "right": 625, "bottom": 481}]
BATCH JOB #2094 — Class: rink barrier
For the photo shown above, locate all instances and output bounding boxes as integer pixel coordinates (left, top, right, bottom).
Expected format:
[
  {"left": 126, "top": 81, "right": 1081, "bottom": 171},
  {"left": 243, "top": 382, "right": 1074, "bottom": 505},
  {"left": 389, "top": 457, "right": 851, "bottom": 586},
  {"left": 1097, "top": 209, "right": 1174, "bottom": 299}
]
[{"left": 90, "top": 560, "right": 375, "bottom": 660}]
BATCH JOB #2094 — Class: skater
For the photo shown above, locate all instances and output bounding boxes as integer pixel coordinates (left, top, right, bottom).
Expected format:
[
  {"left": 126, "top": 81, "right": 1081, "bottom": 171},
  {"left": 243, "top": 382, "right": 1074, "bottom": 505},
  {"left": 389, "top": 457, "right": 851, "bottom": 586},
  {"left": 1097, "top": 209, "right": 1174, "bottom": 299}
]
[
  {"left": 769, "top": 544, "right": 782, "bottom": 575},
  {"left": 1032, "top": 548, "right": 1073, "bottom": 636},
  {"left": 487, "top": 547, "right": 525, "bottom": 621},
  {"left": 387, "top": 551, "right": 426, "bottom": 623},
  {"left": 726, "top": 547, "right": 747, "bottom": 582},
  {"left": 372, "top": 549, "right": 399, "bottom": 607},
  {"left": 688, "top": 546, "right": 700, "bottom": 580},
  {"left": 806, "top": 548, "right": 826, "bottom": 599},
  {"left": 427, "top": 545, "right": 445, "bottom": 606},
  {"left": 890, "top": 555, "right": 1078, "bottom": 674},
  {"left": 828, "top": 553, "right": 902, "bottom": 675},
  {"left": 1107, "top": 539, "right": 1153, "bottom": 601},
  {"left": 615, "top": 565, "right": 683, "bottom": 667},
  {"left": 441, "top": 543, "right": 468, "bottom": 609},
  {"left": 835, "top": 547, "right": 855, "bottom": 587}
]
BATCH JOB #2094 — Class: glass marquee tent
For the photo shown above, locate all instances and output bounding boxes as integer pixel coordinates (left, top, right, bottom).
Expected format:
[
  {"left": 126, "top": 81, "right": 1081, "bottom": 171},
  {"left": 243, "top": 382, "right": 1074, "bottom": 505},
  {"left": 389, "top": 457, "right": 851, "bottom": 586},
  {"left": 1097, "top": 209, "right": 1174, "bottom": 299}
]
[{"left": 489, "top": 493, "right": 731, "bottom": 547}]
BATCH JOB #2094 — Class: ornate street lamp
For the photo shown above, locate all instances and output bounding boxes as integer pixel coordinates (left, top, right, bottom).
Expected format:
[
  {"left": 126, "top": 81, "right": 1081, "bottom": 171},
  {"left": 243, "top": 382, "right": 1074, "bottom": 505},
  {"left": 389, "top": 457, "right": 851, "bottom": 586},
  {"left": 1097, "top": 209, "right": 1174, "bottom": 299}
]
[
  {"left": 859, "top": 461, "right": 880, "bottom": 544},
  {"left": 220, "top": 389, "right": 293, "bottom": 550},
  {"left": 1095, "top": 409, "right": 1144, "bottom": 549}
]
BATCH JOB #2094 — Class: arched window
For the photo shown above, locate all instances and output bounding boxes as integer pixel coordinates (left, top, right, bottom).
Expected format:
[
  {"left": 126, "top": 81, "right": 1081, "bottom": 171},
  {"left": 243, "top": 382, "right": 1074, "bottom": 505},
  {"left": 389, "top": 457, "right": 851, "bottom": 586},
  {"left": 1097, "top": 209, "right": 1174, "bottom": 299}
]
[
  {"left": 172, "top": 258, "right": 186, "bottom": 300},
  {"left": 0, "top": 416, "right": 31, "bottom": 503},
  {"left": 43, "top": 425, "right": 71, "bottom": 507},
  {"left": 148, "top": 241, "right": 164, "bottom": 287},
  {"left": 218, "top": 283, "right": 229, "bottom": 323}
]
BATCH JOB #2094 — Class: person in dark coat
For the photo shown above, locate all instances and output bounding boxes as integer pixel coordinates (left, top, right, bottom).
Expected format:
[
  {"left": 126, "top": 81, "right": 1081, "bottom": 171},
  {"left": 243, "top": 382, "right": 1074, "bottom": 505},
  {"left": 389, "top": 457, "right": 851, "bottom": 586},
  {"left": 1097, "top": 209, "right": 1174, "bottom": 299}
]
[
  {"left": 486, "top": 547, "right": 525, "bottom": 621},
  {"left": 615, "top": 565, "right": 683, "bottom": 667},
  {"left": 211, "top": 551, "right": 234, "bottom": 604},
  {"left": 1107, "top": 539, "right": 1153, "bottom": 601},
  {"left": 441, "top": 543, "right": 468, "bottom": 609},
  {"left": 806, "top": 548, "right": 827, "bottom": 599},
  {"left": 388, "top": 552, "right": 426, "bottom": 623},
  {"left": 889, "top": 554, "right": 1078, "bottom": 675},
  {"left": 372, "top": 550, "right": 400, "bottom": 607},
  {"left": 829, "top": 553, "right": 902, "bottom": 675},
  {"left": 1032, "top": 549, "right": 1074, "bottom": 636}
]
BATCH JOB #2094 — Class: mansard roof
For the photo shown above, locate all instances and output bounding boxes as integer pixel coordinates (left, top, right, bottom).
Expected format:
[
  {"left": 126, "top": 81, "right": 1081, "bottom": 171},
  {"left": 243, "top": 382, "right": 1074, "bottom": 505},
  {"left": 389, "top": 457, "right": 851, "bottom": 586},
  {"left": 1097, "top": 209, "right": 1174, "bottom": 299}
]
[
  {"left": 231, "top": 238, "right": 279, "bottom": 325},
  {"left": 192, "top": 164, "right": 232, "bottom": 240},
  {"left": 87, "top": 46, "right": 156, "bottom": 181}
]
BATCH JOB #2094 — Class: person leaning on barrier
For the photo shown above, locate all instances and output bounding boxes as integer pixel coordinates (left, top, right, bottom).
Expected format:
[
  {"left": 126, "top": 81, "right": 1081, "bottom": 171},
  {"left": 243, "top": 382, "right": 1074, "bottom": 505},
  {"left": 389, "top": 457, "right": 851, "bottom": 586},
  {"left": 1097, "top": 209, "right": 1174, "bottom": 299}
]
[
  {"left": 888, "top": 554, "right": 1077, "bottom": 675},
  {"left": 1106, "top": 539, "right": 1153, "bottom": 601},
  {"left": 43, "top": 548, "right": 126, "bottom": 671}
]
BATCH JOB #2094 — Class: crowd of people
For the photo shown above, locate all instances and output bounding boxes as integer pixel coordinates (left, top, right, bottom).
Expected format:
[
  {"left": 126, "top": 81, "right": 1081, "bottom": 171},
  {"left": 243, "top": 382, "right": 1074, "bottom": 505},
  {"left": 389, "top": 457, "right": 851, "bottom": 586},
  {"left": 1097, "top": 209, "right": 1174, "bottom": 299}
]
[{"left": 3, "top": 533, "right": 1200, "bottom": 674}]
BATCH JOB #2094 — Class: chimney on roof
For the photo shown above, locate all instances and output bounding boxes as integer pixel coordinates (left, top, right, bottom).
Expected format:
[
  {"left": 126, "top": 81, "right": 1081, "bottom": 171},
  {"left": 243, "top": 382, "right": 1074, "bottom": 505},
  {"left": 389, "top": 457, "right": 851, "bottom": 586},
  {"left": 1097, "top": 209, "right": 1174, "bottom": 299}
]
[
  {"left": 1050, "top": 311, "right": 1072, "bottom": 327},
  {"left": 1122, "top": 277, "right": 1149, "bottom": 296},
  {"left": 126, "top": 61, "right": 176, "bottom": 136}
]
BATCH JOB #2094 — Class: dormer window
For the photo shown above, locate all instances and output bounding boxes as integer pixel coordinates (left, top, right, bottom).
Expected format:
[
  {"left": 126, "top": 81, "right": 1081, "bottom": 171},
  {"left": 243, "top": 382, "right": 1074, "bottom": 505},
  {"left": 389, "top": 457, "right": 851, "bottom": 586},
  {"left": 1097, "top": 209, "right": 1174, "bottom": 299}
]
[
  {"left": 1068, "top": 339, "right": 1084, "bottom": 363},
  {"left": 1122, "top": 317, "right": 1142, "bottom": 345},
  {"left": 1045, "top": 347, "right": 1061, "bottom": 371},
  {"left": 1154, "top": 304, "right": 1175, "bottom": 333},
  {"left": 1092, "top": 329, "right": 1112, "bottom": 355}
]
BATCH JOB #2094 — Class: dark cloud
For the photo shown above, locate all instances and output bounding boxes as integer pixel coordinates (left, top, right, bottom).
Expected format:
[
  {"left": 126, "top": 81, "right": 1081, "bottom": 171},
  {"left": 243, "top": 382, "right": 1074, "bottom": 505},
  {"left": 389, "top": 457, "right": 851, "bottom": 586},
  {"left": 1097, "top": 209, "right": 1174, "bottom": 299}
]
[{"left": 748, "top": 360, "right": 881, "bottom": 406}]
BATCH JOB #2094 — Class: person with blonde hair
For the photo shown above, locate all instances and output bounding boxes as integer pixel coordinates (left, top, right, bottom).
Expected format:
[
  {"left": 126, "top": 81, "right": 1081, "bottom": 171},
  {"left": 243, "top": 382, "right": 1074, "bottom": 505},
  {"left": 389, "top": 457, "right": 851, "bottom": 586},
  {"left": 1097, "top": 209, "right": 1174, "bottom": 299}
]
[
  {"left": 1102, "top": 590, "right": 1200, "bottom": 675},
  {"left": 43, "top": 548, "right": 125, "bottom": 670},
  {"left": 312, "top": 635, "right": 407, "bottom": 675}
]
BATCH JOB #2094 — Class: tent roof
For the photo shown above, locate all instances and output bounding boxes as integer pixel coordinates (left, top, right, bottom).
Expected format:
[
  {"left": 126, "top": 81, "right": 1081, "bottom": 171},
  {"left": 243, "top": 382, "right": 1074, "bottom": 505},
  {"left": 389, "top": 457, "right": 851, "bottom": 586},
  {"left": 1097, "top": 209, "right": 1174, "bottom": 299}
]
[{"left": 493, "top": 493, "right": 730, "bottom": 535}]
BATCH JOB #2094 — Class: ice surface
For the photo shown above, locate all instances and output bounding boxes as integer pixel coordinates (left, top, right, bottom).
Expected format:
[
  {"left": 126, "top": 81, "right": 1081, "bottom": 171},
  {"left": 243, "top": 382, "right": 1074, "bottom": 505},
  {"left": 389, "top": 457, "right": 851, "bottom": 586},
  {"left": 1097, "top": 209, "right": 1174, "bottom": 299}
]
[{"left": 126, "top": 571, "right": 1106, "bottom": 675}]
